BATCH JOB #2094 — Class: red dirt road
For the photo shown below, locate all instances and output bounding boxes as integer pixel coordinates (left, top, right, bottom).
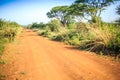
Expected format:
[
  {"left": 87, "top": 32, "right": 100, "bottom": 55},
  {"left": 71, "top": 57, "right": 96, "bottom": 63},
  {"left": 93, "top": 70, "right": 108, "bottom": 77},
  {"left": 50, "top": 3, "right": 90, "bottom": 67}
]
[{"left": 2, "top": 29, "right": 120, "bottom": 80}]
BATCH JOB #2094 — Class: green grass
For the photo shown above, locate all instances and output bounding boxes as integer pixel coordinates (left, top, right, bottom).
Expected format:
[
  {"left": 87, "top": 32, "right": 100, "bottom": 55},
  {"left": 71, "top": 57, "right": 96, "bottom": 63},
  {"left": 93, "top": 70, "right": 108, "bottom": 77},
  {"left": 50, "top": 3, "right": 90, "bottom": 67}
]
[{"left": 0, "top": 38, "right": 9, "bottom": 55}]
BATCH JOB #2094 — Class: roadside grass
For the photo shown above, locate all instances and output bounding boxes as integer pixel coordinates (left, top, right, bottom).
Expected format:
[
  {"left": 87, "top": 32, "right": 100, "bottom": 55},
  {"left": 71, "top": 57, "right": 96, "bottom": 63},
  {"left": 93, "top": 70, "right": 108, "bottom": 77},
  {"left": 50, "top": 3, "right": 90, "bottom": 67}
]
[
  {"left": 0, "top": 19, "right": 23, "bottom": 79},
  {"left": 30, "top": 19, "right": 120, "bottom": 60},
  {"left": 78, "top": 23, "right": 120, "bottom": 59}
]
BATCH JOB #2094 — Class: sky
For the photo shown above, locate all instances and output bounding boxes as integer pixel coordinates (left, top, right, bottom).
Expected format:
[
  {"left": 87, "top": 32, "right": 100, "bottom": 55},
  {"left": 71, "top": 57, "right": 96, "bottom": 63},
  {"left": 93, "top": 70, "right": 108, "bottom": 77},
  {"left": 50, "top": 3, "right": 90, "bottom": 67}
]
[{"left": 0, "top": 0, "right": 120, "bottom": 25}]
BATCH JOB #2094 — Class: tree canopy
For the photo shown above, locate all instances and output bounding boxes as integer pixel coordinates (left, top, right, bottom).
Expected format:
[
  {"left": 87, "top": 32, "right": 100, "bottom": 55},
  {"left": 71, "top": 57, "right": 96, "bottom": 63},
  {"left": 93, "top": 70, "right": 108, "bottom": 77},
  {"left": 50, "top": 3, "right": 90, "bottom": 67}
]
[
  {"left": 73, "top": 0, "right": 115, "bottom": 23},
  {"left": 116, "top": 5, "right": 120, "bottom": 15},
  {"left": 116, "top": 5, "right": 120, "bottom": 24},
  {"left": 47, "top": 6, "right": 71, "bottom": 26},
  {"left": 47, "top": 0, "right": 117, "bottom": 23}
]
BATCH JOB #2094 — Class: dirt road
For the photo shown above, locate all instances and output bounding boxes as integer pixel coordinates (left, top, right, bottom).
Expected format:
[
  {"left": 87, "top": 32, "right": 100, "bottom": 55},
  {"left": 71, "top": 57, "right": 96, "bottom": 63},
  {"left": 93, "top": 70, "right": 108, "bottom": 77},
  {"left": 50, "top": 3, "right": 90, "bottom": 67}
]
[{"left": 2, "top": 29, "right": 120, "bottom": 80}]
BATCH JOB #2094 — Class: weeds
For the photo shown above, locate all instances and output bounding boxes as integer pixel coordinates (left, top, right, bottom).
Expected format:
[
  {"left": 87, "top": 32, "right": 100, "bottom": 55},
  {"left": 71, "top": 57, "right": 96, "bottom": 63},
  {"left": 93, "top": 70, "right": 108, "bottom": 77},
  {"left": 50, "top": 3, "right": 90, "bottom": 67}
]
[
  {"left": 19, "top": 71, "right": 27, "bottom": 75},
  {"left": 0, "top": 74, "right": 6, "bottom": 80},
  {"left": 0, "top": 60, "right": 7, "bottom": 64}
]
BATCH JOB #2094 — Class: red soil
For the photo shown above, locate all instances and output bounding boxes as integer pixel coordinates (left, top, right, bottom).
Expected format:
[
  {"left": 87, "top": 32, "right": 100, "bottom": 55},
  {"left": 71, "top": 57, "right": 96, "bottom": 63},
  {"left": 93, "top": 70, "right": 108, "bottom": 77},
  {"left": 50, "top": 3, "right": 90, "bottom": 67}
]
[{"left": 1, "top": 29, "right": 120, "bottom": 80}]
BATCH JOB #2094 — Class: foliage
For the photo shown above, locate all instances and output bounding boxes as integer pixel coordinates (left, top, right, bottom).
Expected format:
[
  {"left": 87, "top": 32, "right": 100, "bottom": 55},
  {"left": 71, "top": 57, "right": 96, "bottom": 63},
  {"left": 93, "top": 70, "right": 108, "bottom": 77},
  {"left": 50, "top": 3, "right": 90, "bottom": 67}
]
[
  {"left": 116, "top": 5, "right": 120, "bottom": 24},
  {"left": 52, "top": 33, "right": 69, "bottom": 41},
  {"left": 79, "top": 23, "right": 120, "bottom": 55},
  {"left": 47, "top": 6, "right": 73, "bottom": 26},
  {"left": 0, "top": 19, "right": 23, "bottom": 55},
  {"left": 46, "top": 19, "right": 63, "bottom": 32},
  {"left": 107, "top": 25, "right": 120, "bottom": 54},
  {"left": 0, "top": 38, "right": 9, "bottom": 55},
  {"left": 68, "top": 23, "right": 77, "bottom": 29},
  {"left": 115, "top": 18, "right": 120, "bottom": 24},
  {"left": 37, "top": 19, "right": 68, "bottom": 38},
  {"left": 68, "top": 3, "right": 88, "bottom": 21},
  {"left": 75, "top": 0, "right": 114, "bottom": 7},
  {"left": 51, "top": 29, "right": 81, "bottom": 45},
  {"left": 116, "top": 5, "right": 120, "bottom": 15},
  {"left": 71, "top": 0, "right": 115, "bottom": 23},
  {"left": 30, "top": 22, "right": 46, "bottom": 29}
]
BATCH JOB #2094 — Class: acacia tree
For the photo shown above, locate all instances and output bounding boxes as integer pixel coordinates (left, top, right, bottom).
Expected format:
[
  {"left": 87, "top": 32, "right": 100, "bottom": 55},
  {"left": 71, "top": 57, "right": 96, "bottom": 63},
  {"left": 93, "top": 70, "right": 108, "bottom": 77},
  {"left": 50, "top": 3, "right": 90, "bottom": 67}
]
[
  {"left": 47, "top": 6, "right": 71, "bottom": 26},
  {"left": 68, "top": 3, "right": 88, "bottom": 22},
  {"left": 73, "top": 0, "right": 115, "bottom": 23}
]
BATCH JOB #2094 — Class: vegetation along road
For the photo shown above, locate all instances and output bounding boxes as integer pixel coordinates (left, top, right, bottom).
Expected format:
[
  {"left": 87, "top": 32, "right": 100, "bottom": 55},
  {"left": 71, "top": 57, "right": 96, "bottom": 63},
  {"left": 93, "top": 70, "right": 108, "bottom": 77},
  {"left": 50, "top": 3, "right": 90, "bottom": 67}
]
[{"left": 2, "top": 29, "right": 120, "bottom": 80}]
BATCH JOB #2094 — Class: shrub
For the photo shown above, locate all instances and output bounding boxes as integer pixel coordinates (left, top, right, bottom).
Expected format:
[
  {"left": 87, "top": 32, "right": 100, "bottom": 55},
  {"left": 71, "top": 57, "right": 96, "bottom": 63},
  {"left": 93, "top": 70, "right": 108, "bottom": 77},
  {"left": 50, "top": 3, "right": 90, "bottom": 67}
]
[
  {"left": 47, "top": 19, "right": 63, "bottom": 32},
  {"left": 0, "top": 19, "right": 23, "bottom": 54},
  {"left": 30, "top": 22, "right": 46, "bottom": 29},
  {"left": 79, "top": 23, "right": 120, "bottom": 56},
  {"left": 52, "top": 33, "right": 69, "bottom": 41},
  {"left": 107, "top": 26, "right": 120, "bottom": 54},
  {"left": 68, "top": 23, "right": 77, "bottom": 29},
  {"left": 69, "top": 36, "right": 80, "bottom": 45},
  {"left": 51, "top": 30, "right": 81, "bottom": 45}
]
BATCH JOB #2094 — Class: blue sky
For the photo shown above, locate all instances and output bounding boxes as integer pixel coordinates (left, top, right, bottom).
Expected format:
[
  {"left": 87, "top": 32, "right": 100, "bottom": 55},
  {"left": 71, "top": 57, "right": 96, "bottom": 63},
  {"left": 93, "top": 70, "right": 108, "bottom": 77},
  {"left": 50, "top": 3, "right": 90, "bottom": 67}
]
[{"left": 0, "top": 0, "right": 120, "bottom": 25}]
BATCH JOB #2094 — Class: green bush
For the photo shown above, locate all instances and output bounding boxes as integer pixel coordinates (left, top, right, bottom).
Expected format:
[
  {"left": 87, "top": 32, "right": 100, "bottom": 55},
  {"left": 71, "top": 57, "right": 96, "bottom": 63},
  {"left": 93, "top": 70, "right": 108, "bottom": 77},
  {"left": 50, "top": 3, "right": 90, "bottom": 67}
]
[
  {"left": 70, "top": 36, "right": 80, "bottom": 45},
  {"left": 47, "top": 19, "right": 63, "bottom": 32},
  {"left": 107, "top": 27, "right": 120, "bottom": 54},
  {"left": 68, "top": 23, "right": 77, "bottom": 29},
  {"left": 30, "top": 22, "right": 46, "bottom": 29},
  {"left": 52, "top": 33, "right": 69, "bottom": 41},
  {"left": 51, "top": 30, "right": 81, "bottom": 45}
]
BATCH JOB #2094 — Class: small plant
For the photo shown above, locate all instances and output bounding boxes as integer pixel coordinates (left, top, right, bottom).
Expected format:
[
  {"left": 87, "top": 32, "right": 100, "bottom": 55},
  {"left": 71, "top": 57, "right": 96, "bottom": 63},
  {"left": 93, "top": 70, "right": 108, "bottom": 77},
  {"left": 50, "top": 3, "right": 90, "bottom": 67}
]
[
  {"left": 19, "top": 71, "right": 27, "bottom": 75},
  {"left": 0, "top": 60, "right": 7, "bottom": 64},
  {"left": 0, "top": 74, "right": 6, "bottom": 80}
]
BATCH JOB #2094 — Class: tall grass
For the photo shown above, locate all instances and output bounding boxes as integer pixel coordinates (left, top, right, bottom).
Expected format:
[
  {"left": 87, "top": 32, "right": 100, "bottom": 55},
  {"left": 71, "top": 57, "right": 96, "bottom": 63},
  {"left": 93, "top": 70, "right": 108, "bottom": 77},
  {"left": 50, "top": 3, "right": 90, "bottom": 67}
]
[
  {"left": 0, "top": 19, "right": 23, "bottom": 55},
  {"left": 79, "top": 23, "right": 120, "bottom": 56}
]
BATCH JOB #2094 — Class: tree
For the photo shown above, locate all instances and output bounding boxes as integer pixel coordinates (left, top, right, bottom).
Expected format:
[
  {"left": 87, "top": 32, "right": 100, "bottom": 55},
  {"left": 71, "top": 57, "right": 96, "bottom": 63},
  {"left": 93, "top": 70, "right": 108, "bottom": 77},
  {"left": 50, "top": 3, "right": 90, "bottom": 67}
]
[
  {"left": 68, "top": 3, "right": 88, "bottom": 22},
  {"left": 116, "top": 5, "right": 120, "bottom": 24},
  {"left": 38, "top": 22, "right": 46, "bottom": 29},
  {"left": 116, "top": 5, "right": 120, "bottom": 15},
  {"left": 47, "top": 6, "right": 70, "bottom": 26},
  {"left": 30, "top": 22, "right": 39, "bottom": 29},
  {"left": 46, "top": 19, "right": 62, "bottom": 32},
  {"left": 74, "top": 0, "right": 115, "bottom": 23},
  {"left": 30, "top": 22, "right": 45, "bottom": 29}
]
